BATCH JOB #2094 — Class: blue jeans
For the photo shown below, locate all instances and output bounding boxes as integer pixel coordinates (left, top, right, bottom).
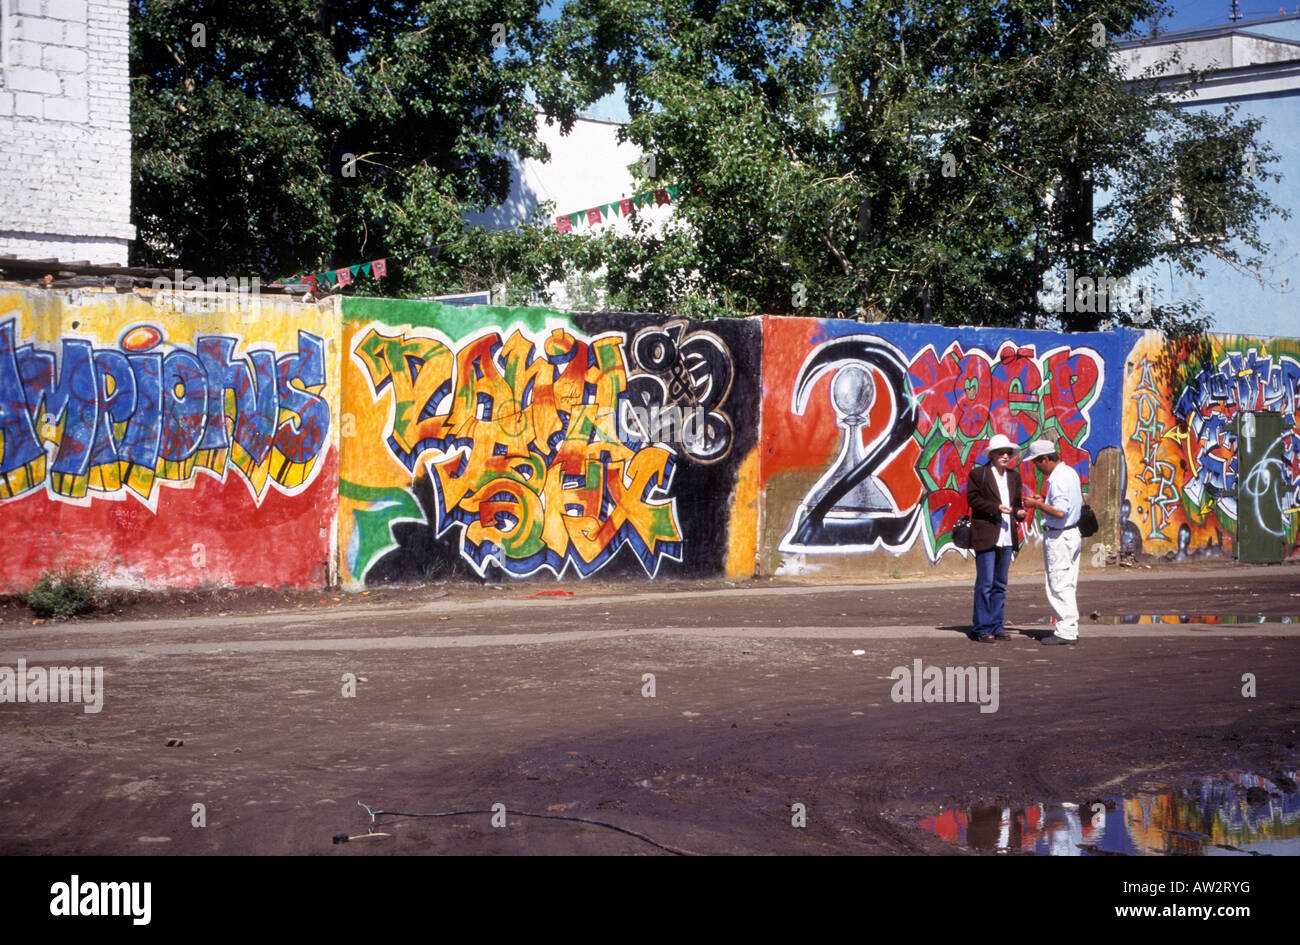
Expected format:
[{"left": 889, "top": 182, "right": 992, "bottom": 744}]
[{"left": 973, "top": 545, "right": 1013, "bottom": 637}]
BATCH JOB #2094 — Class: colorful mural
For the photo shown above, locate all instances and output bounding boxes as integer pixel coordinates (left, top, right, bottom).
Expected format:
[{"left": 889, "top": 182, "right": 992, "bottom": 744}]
[
  {"left": 0, "top": 320, "right": 328, "bottom": 506},
  {"left": 761, "top": 318, "right": 1119, "bottom": 574},
  {"left": 6, "top": 288, "right": 1293, "bottom": 591},
  {"left": 1123, "top": 333, "right": 1300, "bottom": 558},
  {"left": 0, "top": 289, "right": 339, "bottom": 589},
  {"left": 337, "top": 299, "right": 760, "bottom": 586}
]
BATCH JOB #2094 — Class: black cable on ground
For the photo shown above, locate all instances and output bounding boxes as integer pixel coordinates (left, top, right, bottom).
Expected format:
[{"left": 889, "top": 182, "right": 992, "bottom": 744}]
[{"left": 351, "top": 801, "right": 698, "bottom": 855}]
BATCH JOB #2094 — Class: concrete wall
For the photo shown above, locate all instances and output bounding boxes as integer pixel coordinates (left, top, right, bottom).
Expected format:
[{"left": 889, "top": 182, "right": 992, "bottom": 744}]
[
  {"left": 0, "top": 0, "right": 134, "bottom": 263},
  {"left": 337, "top": 298, "right": 762, "bottom": 587},
  {"left": 1121, "top": 331, "right": 1300, "bottom": 560},
  {"left": 758, "top": 318, "right": 1129, "bottom": 580},
  {"left": 0, "top": 286, "right": 338, "bottom": 590},
  {"left": 0, "top": 286, "right": 1294, "bottom": 591}
]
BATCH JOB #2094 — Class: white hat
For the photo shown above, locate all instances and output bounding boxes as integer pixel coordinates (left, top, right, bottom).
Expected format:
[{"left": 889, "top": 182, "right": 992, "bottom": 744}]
[
  {"left": 977, "top": 433, "right": 1021, "bottom": 464},
  {"left": 1023, "top": 439, "right": 1057, "bottom": 462}
]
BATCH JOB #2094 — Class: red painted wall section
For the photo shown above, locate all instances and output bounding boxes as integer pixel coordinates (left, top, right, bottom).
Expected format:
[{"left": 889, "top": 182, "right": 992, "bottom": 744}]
[
  {"left": 0, "top": 447, "right": 338, "bottom": 589},
  {"left": 760, "top": 317, "right": 923, "bottom": 510},
  {"left": 0, "top": 288, "right": 341, "bottom": 591}
]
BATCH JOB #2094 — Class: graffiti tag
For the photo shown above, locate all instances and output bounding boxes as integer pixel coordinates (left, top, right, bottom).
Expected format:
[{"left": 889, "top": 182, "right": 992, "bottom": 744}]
[
  {"left": 0, "top": 318, "right": 330, "bottom": 506},
  {"left": 351, "top": 324, "right": 683, "bottom": 578},
  {"left": 908, "top": 342, "right": 1104, "bottom": 555}
]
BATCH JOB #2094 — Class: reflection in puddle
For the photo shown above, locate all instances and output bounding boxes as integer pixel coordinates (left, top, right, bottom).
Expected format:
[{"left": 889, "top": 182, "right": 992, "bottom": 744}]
[
  {"left": 918, "top": 771, "right": 1300, "bottom": 855},
  {"left": 1101, "top": 615, "right": 1297, "bottom": 624},
  {"left": 1026, "top": 614, "right": 1299, "bottom": 625}
]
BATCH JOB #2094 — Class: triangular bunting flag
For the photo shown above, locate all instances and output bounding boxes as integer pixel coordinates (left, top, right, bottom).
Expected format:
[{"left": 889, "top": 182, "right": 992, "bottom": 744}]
[
  {"left": 361, "top": 262, "right": 372, "bottom": 277},
  {"left": 321, "top": 270, "right": 336, "bottom": 286},
  {"left": 569, "top": 212, "right": 582, "bottom": 228},
  {"left": 619, "top": 197, "right": 634, "bottom": 216},
  {"left": 336, "top": 267, "right": 352, "bottom": 287},
  {"left": 655, "top": 189, "right": 670, "bottom": 206},
  {"left": 350, "top": 264, "right": 361, "bottom": 277},
  {"left": 587, "top": 207, "right": 602, "bottom": 225},
  {"left": 373, "top": 258, "right": 387, "bottom": 278},
  {"left": 557, "top": 215, "right": 573, "bottom": 233}
]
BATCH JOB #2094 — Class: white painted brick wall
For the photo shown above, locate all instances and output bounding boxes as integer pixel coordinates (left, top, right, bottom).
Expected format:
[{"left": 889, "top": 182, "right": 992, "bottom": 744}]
[{"left": 0, "top": 0, "right": 134, "bottom": 265}]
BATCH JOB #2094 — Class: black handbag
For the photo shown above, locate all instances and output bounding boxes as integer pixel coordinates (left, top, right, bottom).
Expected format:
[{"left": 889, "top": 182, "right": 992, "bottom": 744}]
[
  {"left": 954, "top": 465, "right": 979, "bottom": 549},
  {"left": 1078, "top": 504, "right": 1099, "bottom": 538},
  {"left": 953, "top": 515, "right": 973, "bottom": 549}
]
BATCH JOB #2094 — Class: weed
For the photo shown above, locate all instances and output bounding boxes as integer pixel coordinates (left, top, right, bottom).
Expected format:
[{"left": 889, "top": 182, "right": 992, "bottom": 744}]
[{"left": 26, "top": 565, "right": 102, "bottom": 619}]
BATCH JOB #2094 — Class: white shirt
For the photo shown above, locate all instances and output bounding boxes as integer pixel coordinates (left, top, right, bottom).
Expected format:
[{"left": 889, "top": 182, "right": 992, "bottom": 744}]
[
  {"left": 992, "top": 467, "right": 1012, "bottom": 547},
  {"left": 1044, "top": 463, "right": 1082, "bottom": 530}
]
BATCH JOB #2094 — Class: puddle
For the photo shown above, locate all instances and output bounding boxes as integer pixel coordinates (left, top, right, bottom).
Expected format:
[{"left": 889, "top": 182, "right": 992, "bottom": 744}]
[
  {"left": 918, "top": 771, "right": 1300, "bottom": 855},
  {"left": 1030, "top": 614, "right": 1299, "bottom": 625}
]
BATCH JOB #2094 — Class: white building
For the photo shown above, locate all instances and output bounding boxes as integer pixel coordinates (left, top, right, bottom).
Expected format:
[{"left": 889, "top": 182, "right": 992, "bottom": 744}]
[
  {"left": 0, "top": 0, "right": 134, "bottom": 265},
  {"left": 467, "top": 107, "right": 673, "bottom": 241},
  {"left": 1113, "top": 13, "right": 1300, "bottom": 337}
]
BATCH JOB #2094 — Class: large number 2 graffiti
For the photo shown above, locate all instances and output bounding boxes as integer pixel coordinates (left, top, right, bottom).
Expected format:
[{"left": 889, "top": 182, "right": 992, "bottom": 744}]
[
  {"left": 779, "top": 336, "right": 919, "bottom": 552},
  {"left": 782, "top": 335, "right": 1104, "bottom": 560}
]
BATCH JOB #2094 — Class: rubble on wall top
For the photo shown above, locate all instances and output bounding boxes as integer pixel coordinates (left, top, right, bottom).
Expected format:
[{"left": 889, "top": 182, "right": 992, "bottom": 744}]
[{"left": 0, "top": 255, "right": 307, "bottom": 295}]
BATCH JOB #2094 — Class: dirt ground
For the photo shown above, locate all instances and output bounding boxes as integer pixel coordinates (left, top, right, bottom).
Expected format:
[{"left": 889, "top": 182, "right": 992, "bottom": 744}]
[{"left": 0, "top": 559, "right": 1297, "bottom": 856}]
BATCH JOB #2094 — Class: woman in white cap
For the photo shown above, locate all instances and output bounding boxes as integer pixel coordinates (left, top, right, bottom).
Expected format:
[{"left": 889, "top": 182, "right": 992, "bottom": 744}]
[{"left": 966, "top": 433, "right": 1029, "bottom": 643}]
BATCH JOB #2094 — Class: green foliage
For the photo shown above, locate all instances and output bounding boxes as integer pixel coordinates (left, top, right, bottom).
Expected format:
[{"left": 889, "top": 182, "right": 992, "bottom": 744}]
[
  {"left": 27, "top": 566, "right": 102, "bottom": 619},
  {"left": 131, "top": 0, "right": 1287, "bottom": 328},
  {"left": 539, "top": 0, "right": 1288, "bottom": 330},
  {"left": 129, "top": 0, "right": 593, "bottom": 297}
]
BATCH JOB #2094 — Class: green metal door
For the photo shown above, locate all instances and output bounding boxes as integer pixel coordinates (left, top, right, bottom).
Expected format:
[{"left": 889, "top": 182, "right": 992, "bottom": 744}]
[{"left": 1235, "top": 411, "right": 1287, "bottom": 563}]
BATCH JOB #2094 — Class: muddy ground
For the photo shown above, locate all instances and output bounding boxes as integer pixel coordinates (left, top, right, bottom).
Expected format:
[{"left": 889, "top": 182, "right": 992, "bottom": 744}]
[{"left": 0, "top": 560, "right": 1297, "bottom": 856}]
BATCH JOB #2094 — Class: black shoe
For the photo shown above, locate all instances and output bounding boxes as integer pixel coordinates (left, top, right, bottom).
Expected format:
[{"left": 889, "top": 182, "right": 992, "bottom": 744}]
[
  {"left": 992, "top": 630, "right": 1012, "bottom": 640},
  {"left": 1041, "top": 635, "right": 1076, "bottom": 646},
  {"left": 977, "top": 634, "right": 996, "bottom": 644}
]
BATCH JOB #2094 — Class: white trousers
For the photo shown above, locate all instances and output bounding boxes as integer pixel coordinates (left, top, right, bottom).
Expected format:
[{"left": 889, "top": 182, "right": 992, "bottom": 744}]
[{"left": 1043, "top": 530, "right": 1081, "bottom": 640}]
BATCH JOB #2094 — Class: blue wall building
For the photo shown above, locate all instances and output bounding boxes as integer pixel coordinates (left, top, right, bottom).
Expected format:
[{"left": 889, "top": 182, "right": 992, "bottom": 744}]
[{"left": 1117, "top": 13, "right": 1300, "bottom": 338}]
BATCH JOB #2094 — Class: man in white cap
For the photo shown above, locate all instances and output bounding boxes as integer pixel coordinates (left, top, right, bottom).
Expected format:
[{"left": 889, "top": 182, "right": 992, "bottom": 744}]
[{"left": 1022, "top": 440, "right": 1083, "bottom": 646}]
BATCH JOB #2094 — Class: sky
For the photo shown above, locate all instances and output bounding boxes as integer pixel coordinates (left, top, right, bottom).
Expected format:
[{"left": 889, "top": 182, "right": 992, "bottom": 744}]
[
  {"left": 1156, "top": 0, "right": 1300, "bottom": 32},
  {"left": 553, "top": 2, "right": 1300, "bottom": 122}
]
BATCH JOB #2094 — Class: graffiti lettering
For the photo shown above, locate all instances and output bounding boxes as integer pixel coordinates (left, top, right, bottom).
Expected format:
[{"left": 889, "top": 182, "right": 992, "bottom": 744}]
[
  {"left": 352, "top": 324, "right": 682, "bottom": 578},
  {"left": 626, "top": 321, "right": 734, "bottom": 463},
  {"left": 1173, "top": 349, "right": 1300, "bottom": 512},
  {"left": 1124, "top": 339, "right": 1300, "bottom": 558},
  {"left": 780, "top": 336, "right": 919, "bottom": 553},
  {"left": 908, "top": 342, "right": 1104, "bottom": 555},
  {"left": 0, "top": 318, "right": 329, "bottom": 505}
]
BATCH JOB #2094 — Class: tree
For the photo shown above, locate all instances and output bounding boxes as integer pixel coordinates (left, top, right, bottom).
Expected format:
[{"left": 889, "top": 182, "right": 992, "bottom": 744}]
[
  {"left": 130, "top": 0, "right": 596, "bottom": 298},
  {"left": 541, "top": 0, "right": 1287, "bottom": 332}
]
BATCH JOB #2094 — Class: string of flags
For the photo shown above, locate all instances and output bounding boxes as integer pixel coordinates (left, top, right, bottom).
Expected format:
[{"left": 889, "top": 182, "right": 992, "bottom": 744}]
[
  {"left": 556, "top": 184, "right": 686, "bottom": 233},
  {"left": 291, "top": 258, "right": 388, "bottom": 294}
]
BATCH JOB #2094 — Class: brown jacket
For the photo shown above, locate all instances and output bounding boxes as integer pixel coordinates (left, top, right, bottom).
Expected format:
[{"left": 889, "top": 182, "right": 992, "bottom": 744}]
[{"left": 966, "top": 464, "right": 1024, "bottom": 553}]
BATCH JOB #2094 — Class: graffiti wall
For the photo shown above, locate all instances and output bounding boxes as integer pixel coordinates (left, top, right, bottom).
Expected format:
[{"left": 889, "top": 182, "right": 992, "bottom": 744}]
[
  {"left": 0, "top": 287, "right": 339, "bottom": 589},
  {"left": 1123, "top": 332, "right": 1300, "bottom": 559},
  {"left": 337, "top": 298, "right": 761, "bottom": 586},
  {"left": 760, "top": 318, "right": 1127, "bottom": 578},
  {"left": 6, "top": 287, "right": 1293, "bottom": 592}
]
